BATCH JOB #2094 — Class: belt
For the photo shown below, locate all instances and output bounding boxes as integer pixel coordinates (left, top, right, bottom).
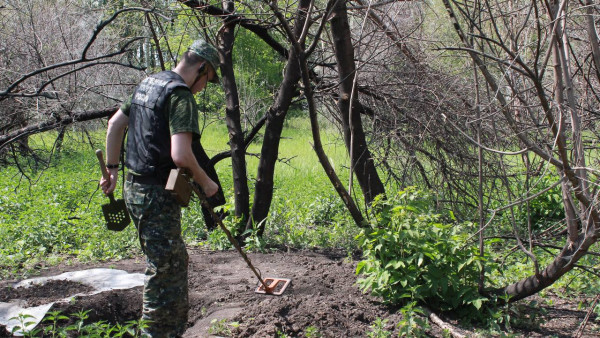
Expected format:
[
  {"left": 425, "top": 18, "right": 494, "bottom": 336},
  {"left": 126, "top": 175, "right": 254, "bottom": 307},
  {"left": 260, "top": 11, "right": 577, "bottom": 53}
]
[{"left": 126, "top": 173, "right": 165, "bottom": 185}]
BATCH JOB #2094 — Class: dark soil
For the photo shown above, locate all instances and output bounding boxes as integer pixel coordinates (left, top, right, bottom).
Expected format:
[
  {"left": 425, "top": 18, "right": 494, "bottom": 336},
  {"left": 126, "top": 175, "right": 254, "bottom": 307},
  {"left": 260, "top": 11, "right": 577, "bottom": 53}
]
[
  {"left": 1, "top": 248, "right": 599, "bottom": 337},
  {"left": 0, "top": 280, "right": 94, "bottom": 308}
]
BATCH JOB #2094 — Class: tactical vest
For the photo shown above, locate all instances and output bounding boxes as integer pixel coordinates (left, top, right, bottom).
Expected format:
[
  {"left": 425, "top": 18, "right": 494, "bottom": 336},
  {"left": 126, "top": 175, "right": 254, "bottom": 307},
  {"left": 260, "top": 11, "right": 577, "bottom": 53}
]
[{"left": 125, "top": 71, "right": 189, "bottom": 180}]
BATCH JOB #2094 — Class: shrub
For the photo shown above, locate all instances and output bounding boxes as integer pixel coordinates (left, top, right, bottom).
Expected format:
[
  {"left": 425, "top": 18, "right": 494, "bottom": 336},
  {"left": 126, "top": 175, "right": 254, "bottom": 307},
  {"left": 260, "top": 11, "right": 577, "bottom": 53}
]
[{"left": 356, "top": 187, "right": 489, "bottom": 313}]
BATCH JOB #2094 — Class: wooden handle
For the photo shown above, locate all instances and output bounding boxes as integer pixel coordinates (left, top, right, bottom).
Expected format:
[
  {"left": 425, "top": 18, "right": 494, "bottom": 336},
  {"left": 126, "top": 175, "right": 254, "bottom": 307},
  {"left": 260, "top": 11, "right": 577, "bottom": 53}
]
[{"left": 96, "top": 149, "right": 110, "bottom": 181}]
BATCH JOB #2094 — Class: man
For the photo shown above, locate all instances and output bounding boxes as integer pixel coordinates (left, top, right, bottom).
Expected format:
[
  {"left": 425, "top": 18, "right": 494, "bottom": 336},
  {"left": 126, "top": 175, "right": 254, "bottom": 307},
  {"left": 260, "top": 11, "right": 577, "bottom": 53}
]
[{"left": 100, "top": 39, "right": 221, "bottom": 337}]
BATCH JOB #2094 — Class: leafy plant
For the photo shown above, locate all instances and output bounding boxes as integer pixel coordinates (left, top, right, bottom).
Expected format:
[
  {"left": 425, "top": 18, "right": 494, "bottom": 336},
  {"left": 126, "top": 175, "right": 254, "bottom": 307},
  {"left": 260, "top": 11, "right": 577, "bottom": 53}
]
[
  {"left": 64, "top": 309, "right": 91, "bottom": 335},
  {"left": 397, "top": 302, "right": 430, "bottom": 337},
  {"left": 356, "top": 188, "right": 491, "bottom": 314},
  {"left": 10, "top": 313, "right": 41, "bottom": 337},
  {"left": 305, "top": 325, "right": 322, "bottom": 337},
  {"left": 242, "top": 222, "right": 269, "bottom": 253},
  {"left": 208, "top": 318, "right": 239, "bottom": 336},
  {"left": 366, "top": 317, "right": 392, "bottom": 338},
  {"left": 517, "top": 175, "right": 564, "bottom": 231},
  {"left": 485, "top": 298, "right": 546, "bottom": 332},
  {"left": 13, "top": 309, "right": 150, "bottom": 337},
  {"left": 43, "top": 310, "right": 69, "bottom": 337}
]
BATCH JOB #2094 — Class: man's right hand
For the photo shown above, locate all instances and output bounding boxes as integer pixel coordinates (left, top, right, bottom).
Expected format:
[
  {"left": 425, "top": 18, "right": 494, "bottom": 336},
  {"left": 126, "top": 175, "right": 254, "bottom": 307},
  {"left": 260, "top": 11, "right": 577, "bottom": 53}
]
[
  {"left": 99, "top": 168, "right": 119, "bottom": 195},
  {"left": 201, "top": 178, "right": 219, "bottom": 198}
]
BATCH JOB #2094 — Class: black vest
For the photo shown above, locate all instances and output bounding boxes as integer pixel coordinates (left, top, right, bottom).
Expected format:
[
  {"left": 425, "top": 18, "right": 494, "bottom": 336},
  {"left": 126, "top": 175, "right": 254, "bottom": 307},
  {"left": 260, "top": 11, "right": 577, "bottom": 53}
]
[{"left": 125, "top": 71, "right": 189, "bottom": 179}]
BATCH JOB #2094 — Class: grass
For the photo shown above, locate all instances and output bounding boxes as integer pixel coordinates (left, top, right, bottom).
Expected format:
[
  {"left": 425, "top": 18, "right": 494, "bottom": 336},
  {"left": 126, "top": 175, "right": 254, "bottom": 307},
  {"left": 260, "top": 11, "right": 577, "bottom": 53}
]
[
  {"left": 2, "top": 117, "right": 598, "bottom": 305},
  {"left": 0, "top": 117, "right": 362, "bottom": 279},
  {"left": 3, "top": 119, "right": 600, "bottom": 338},
  {"left": 183, "top": 117, "right": 365, "bottom": 249}
]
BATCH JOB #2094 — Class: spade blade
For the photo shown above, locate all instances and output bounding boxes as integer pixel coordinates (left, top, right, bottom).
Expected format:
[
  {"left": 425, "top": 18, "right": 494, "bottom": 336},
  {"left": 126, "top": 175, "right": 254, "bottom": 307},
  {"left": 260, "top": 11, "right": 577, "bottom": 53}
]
[
  {"left": 102, "top": 194, "right": 130, "bottom": 231},
  {"left": 96, "top": 149, "right": 130, "bottom": 231}
]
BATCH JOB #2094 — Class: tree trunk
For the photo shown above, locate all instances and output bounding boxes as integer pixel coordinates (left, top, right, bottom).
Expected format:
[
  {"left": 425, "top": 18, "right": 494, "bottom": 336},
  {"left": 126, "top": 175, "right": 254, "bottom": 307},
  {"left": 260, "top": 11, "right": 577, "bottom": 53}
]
[
  {"left": 330, "top": 0, "right": 385, "bottom": 204},
  {"left": 219, "top": 0, "right": 249, "bottom": 226},
  {"left": 249, "top": 0, "right": 311, "bottom": 235},
  {"left": 585, "top": 0, "right": 600, "bottom": 79},
  {"left": 491, "top": 232, "right": 597, "bottom": 302}
]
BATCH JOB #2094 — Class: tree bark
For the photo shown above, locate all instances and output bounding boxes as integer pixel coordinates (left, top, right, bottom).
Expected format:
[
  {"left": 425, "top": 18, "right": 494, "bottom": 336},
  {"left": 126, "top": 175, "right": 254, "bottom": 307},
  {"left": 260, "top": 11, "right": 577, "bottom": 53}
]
[
  {"left": 490, "top": 232, "right": 597, "bottom": 302},
  {"left": 219, "top": 0, "right": 249, "bottom": 225},
  {"left": 271, "top": 2, "right": 367, "bottom": 228},
  {"left": 0, "top": 107, "right": 117, "bottom": 151},
  {"left": 248, "top": 0, "right": 311, "bottom": 235},
  {"left": 585, "top": 0, "right": 600, "bottom": 79},
  {"left": 329, "top": 0, "right": 385, "bottom": 204}
]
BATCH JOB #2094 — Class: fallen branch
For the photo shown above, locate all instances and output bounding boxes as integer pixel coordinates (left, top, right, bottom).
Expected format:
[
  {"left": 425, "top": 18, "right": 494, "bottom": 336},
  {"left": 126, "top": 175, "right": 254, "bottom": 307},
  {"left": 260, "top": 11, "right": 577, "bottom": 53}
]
[
  {"left": 0, "top": 106, "right": 118, "bottom": 151},
  {"left": 423, "top": 307, "right": 467, "bottom": 338}
]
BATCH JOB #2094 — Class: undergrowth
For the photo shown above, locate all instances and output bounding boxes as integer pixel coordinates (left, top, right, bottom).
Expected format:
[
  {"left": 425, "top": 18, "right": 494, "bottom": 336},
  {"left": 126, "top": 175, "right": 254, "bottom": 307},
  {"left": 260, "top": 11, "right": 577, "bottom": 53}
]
[
  {"left": 10, "top": 310, "right": 148, "bottom": 337},
  {"left": 356, "top": 188, "right": 490, "bottom": 317},
  {"left": 2, "top": 122, "right": 600, "bottom": 335},
  {"left": 0, "top": 120, "right": 359, "bottom": 280}
]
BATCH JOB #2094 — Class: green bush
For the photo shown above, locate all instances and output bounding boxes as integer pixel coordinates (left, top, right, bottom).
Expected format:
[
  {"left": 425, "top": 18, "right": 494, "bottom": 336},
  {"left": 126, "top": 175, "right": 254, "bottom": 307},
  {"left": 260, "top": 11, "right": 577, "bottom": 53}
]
[{"left": 356, "top": 187, "right": 489, "bottom": 313}]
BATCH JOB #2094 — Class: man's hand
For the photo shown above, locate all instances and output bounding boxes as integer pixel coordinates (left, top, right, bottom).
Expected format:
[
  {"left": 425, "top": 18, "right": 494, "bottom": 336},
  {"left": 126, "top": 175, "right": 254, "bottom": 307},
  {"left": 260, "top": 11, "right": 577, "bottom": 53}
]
[
  {"left": 172, "top": 132, "right": 219, "bottom": 198},
  {"left": 101, "top": 108, "right": 128, "bottom": 195},
  {"left": 100, "top": 168, "right": 119, "bottom": 195},
  {"left": 200, "top": 178, "right": 219, "bottom": 198}
]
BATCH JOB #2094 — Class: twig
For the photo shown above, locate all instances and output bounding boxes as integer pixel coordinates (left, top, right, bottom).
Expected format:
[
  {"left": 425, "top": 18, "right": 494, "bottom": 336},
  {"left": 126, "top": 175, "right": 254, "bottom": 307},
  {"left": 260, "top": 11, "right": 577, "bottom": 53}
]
[
  {"left": 422, "top": 307, "right": 467, "bottom": 338},
  {"left": 575, "top": 294, "right": 599, "bottom": 338}
]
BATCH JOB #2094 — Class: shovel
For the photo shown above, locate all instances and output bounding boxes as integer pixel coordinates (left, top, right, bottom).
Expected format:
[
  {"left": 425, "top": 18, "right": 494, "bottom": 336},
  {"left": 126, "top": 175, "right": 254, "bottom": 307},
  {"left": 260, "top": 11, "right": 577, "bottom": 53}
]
[{"left": 96, "top": 149, "right": 130, "bottom": 231}]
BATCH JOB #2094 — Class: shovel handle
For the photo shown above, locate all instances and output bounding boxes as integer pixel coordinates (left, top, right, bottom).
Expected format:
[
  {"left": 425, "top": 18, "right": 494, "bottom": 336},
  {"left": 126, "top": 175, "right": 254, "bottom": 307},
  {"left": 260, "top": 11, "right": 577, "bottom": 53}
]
[
  {"left": 96, "top": 149, "right": 110, "bottom": 181},
  {"left": 96, "top": 149, "right": 117, "bottom": 201}
]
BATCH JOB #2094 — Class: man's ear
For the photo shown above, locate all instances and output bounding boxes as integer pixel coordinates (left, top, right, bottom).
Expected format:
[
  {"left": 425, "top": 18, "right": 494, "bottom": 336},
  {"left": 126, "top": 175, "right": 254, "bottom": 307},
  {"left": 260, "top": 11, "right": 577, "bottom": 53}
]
[{"left": 198, "top": 62, "right": 206, "bottom": 75}]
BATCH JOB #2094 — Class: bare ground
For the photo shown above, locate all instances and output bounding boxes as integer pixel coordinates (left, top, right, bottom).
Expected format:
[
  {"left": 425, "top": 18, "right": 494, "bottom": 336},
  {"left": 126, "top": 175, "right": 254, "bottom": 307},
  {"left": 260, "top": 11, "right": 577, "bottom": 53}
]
[{"left": 1, "top": 248, "right": 599, "bottom": 337}]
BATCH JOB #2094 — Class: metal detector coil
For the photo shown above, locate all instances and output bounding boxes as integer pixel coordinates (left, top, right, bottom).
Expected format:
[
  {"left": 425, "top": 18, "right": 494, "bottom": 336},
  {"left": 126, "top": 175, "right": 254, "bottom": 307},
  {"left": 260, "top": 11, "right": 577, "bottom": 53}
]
[{"left": 255, "top": 277, "right": 292, "bottom": 296}]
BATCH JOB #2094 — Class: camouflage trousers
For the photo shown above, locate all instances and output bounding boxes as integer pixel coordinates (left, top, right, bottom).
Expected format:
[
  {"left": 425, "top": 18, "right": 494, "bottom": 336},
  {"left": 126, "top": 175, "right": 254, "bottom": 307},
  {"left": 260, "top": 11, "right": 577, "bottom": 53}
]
[{"left": 124, "top": 180, "right": 189, "bottom": 337}]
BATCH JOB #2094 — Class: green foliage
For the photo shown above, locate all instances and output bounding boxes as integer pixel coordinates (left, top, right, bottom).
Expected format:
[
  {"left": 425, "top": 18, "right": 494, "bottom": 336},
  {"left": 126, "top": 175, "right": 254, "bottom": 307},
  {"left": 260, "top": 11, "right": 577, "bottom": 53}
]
[
  {"left": 208, "top": 318, "right": 239, "bottom": 336},
  {"left": 233, "top": 29, "right": 284, "bottom": 93},
  {"left": 0, "top": 140, "right": 139, "bottom": 279},
  {"left": 495, "top": 174, "right": 565, "bottom": 234},
  {"left": 356, "top": 187, "right": 490, "bottom": 313},
  {"left": 484, "top": 298, "right": 547, "bottom": 333},
  {"left": 304, "top": 325, "right": 322, "bottom": 337},
  {"left": 10, "top": 313, "right": 41, "bottom": 337},
  {"left": 397, "top": 302, "right": 430, "bottom": 337},
  {"left": 366, "top": 318, "right": 392, "bottom": 338},
  {"left": 522, "top": 175, "right": 564, "bottom": 229},
  {"left": 29, "top": 309, "right": 150, "bottom": 337},
  {"left": 241, "top": 222, "right": 269, "bottom": 253},
  {"left": 43, "top": 310, "right": 69, "bottom": 337}
]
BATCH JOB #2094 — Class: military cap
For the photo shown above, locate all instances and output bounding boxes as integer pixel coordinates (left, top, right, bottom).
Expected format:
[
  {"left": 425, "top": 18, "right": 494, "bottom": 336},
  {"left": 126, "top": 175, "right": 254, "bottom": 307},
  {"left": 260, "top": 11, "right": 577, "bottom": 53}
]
[{"left": 188, "top": 39, "right": 220, "bottom": 83}]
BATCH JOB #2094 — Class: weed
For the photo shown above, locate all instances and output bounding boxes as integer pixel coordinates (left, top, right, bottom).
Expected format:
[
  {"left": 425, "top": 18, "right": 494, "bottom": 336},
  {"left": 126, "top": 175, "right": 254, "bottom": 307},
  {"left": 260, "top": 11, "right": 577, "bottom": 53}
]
[
  {"left": 10, "top": 310, "right": 148, "bottom": 337},
  {"left": 43, "top": 310, "right": 69, "bottom": 338},
  {"left": 65, "top": 309, "right": 90, "bottom": 335},
  {"left": 397, "top": 302, "right": 429, "bottom": 337},
  {"left": 366, "top": 317, "right": 392, "bottom": 338},
  {"left": 9, "top": 313, "right": 41, "bottom": 337},
  {"left": 305, "top": 325, "right": 322, "bottom": 337},
  {"left": 208, "top": 318, "right": 238, "bottom": 336}
]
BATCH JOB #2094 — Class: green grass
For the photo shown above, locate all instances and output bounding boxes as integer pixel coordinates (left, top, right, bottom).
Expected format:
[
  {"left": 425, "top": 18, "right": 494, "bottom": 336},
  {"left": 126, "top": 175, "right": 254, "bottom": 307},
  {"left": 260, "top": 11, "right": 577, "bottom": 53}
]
[
  {"left": 4, "top": 118, "right": 597, "bottom": 303},
  {"left": 0, "top": 118, "right": 362, "bottom": 279}
]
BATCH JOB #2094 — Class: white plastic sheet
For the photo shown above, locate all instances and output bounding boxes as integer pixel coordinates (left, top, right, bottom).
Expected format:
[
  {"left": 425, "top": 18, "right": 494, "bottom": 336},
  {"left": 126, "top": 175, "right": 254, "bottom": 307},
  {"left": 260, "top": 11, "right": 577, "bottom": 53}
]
[{"left": 0, "top": 268, "right": 144, "bottom": 335}]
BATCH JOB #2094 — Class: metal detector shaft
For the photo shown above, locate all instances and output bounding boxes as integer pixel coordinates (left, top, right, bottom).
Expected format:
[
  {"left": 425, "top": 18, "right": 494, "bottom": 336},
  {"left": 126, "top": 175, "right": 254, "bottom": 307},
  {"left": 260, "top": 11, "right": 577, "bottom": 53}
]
[{"left": 188, "top": 182, "right": 274, "bottom": 294}]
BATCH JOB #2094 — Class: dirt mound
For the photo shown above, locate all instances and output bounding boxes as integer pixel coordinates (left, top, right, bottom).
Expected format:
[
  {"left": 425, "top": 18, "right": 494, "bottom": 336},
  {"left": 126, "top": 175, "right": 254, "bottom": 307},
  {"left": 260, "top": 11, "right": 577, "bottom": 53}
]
[
  {"left": 1, "top": 248, "right": 598, "bottom": 337},
  {"left": 0, "top": 280, "right": 93, "bottom": 308}
]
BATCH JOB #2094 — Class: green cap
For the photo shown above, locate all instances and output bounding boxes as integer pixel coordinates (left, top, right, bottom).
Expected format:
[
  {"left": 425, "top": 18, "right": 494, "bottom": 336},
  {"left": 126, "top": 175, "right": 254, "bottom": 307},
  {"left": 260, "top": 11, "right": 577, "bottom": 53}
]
[{"left": 188, "top": 39, "right": 220, "bottom": 83}]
